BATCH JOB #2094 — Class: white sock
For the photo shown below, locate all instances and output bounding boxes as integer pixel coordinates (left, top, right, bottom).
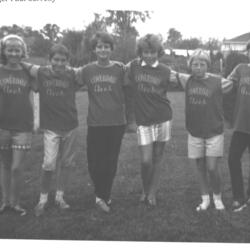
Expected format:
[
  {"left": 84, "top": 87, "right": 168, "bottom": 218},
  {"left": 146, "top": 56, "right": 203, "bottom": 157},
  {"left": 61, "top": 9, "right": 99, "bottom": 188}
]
[
  {"left": 201, "top": 194, "right": 210, "bottom": 208},
  {"left": 96, "top": 197, "right": 102, "bottom": 203},
  {"left": 213, "top": 193, "right": 222, "bottom": 201},
  {"left": 55, "top": 190, "right": 64, "bottom": 201},
  {"left": 39, "top": 193, "right": 48, "bottom": 204}
]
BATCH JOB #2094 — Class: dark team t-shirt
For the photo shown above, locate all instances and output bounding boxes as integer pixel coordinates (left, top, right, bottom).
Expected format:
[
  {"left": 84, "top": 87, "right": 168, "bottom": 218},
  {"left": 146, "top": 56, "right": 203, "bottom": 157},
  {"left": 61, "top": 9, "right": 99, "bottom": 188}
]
[
  {"left": 228, "top": 64, "right": 250, "bottom": 134},
  {"left": 37, "top": 66, "right": 79, "bottom": 131},
  {"left": 0, "top": 65, "right": 33, "bottom": 132},
  {"left": 185, "top": 74, "right": 223, "bottom": 138},
  {"left": 78, "top": 61, "right": 126, "bottom": 126},
  {"left": 126, "top": 59, "right": 172, "bottom": 126}
]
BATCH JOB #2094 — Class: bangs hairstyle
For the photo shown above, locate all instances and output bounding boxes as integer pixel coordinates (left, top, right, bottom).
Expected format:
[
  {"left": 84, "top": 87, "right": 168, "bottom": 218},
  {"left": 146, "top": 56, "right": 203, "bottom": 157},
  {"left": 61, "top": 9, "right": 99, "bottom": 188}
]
[
  {"left": 90, "top": 32, "right": 114, "bottom": 51},
  {"left": 188, "top": 49, "right": 211, "bottom": 68},
  {"left": 49, "top": 44, "right": 70, "bottom": 60},
  {"left": 0, "top": 34, "right": 28, "bottom": 64},
  {"left": 136, "top": 34, "right": 165, "bottom": 58}
]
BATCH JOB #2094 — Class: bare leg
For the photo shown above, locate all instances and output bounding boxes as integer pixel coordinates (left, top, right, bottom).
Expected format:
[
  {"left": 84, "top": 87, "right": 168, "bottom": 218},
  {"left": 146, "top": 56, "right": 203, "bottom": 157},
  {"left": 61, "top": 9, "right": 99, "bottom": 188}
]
[
  {"left": 10, "top": 149, "right": 27, "bottom": 207},
  {"left": 195, "top": 157, "right": 210, "bottom": 211},
  {"left": 195, "top": 157, "right": 209, "bottom": 196},
  {"left": 0, "top": 150, "right": 12, "bottom": 206},
  {"left": 206, "top": 156, "right": 221, "bottom": 195},
  {"left": 139, "top": 144, "right": 153, "bottom": 200},
  {"left": 40, "top": 169, "right": 53, "bottom": 194},
  {"left": 147, "top": 141, "right": 166, "bottom": 205}
]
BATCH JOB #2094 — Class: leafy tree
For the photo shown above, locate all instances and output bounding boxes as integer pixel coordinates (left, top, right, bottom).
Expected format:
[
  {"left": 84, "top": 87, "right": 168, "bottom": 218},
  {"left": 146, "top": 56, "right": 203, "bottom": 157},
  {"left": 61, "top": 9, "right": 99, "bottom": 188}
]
[
  {"left": 166, "top": 28, "right": 182, "bottom": 48},
  {"left": 81, "top": 13, "right": 107, "bottom": 64},
  {"left": 105, "top": 10, "right": 151, "bottom": 37},
  {"left": 177, "top": 38, "right": 202, "bottom": 50},
  {"left": 62, "top": 30, "right": 84, "bottom": 66},
  {"left": 40, "top": 24, "right": 61, "bottom": 43},
  {"left": 203, "top": 38, "right": 221, "bottom": 51},
  {"left": 104, "top": 10, "right": 151, "bottom": 63}
]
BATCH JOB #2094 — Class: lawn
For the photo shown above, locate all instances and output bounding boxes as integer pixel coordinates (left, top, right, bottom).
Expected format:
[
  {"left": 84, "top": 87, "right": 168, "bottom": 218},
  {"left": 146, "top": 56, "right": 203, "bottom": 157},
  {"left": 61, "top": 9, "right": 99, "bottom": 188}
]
[{"left": 1, "top": 91, "right": 250, "bottom": 243}]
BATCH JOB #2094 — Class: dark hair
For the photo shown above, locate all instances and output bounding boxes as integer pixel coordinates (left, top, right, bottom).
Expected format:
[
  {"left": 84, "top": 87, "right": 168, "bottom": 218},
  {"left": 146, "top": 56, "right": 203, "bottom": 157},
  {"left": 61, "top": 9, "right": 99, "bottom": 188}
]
[
  {"left": 49, "top": 44, "right": 69, "bottom": 60},
  {"left": 136, "top": 34, "right": 165, "bottom": 58},
  {"left": 90, "top": 32, "right": 114, "bottom": 51},
  {"left": 246, "top": 40, "right": 250, "bottom": 51}
]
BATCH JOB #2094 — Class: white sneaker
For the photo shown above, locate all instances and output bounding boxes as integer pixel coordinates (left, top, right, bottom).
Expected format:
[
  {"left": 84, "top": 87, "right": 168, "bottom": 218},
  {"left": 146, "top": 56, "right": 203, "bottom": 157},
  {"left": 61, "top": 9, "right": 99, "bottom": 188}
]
[
  {"left": 96, "top": 198, "right": 110, "bottom": 213},
  {"left": 214, "top": 199, "right": 225, "bottom": 210},
  {"left": 55, "top": 199, "right": 70, "bottom": 210},
  {"left": 196, "top": 201, "right": 210, "bottom": 212}
]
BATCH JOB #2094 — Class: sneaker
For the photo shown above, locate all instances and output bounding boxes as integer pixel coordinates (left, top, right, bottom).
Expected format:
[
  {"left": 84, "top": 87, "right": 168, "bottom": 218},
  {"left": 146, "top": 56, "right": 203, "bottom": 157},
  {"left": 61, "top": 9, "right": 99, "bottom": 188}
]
[
  {"left": 0, "top": 204, "right": 11, "bottom": 214},
  {"left": 55, "top": 199, "right": 70, "bottom": 210},
  {"left": 34, "top": 202, "right": 47, "bottom": 217},
  {"left": 214, "top": 199, "right": 225, "bottom": 210},
  {"left": 232, "top": 201, "right": 247, "bottom": 212},
  {"left": 106, "top": 199, "right": 112, "bottom": 206},
  {"left": 196, "top": 201, "right": 210, "bottom": 212},
  {"left": 11, "top": 205, "right": 27, "bottom": 216},
  {"left": 96, "top": 199, "right": 110, "bottom": 213}
]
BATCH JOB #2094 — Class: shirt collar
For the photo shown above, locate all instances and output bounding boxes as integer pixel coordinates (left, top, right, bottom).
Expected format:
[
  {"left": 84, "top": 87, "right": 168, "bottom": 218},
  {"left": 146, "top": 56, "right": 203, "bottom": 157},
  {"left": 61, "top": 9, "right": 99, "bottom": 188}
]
[{"left": 141, "top": 60, "right": 159, "bottom": 68}]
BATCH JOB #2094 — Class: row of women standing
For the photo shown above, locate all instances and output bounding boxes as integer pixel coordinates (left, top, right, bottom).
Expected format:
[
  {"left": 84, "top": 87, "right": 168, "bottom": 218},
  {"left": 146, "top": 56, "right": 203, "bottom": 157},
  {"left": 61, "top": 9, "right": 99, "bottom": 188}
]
[{"left": 0, "top": 31, "right": 249, "bottom": 217}]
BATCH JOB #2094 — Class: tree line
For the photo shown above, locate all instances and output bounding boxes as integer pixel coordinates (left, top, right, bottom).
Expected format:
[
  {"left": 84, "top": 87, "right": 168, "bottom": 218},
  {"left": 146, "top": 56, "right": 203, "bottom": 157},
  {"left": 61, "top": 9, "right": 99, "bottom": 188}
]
[{"left": 0, "top": 11, "right": 223, "bottom": 67}]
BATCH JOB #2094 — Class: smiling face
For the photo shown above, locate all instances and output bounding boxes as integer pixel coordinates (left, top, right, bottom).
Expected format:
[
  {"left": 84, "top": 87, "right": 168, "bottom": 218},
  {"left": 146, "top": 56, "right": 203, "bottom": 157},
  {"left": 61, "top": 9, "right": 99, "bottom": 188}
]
[
  {"left": 141, "top": 48, "right": 158, "bottom": 66},
  {"left": 190, "top": 58, "right": 208, "bottom": 78},
  {"left": 50, "top": 53, "right": 68, "bottom": 72},
  {"left": 95, "top": 40, "right": 112, "bottom": 63},
  {"left": 4, "top": 39, "right": 24, "bottom": 66}
]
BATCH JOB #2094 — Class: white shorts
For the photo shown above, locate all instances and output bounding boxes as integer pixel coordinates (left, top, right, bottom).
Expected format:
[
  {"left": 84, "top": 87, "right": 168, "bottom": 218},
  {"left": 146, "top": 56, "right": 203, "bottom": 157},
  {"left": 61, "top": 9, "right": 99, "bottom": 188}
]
[
  {"left": 188, "top": 133, "right": 224, "bottom": 159},
  {"left": 137, "top": 121, "right": 171, "bottom": 146},
  {"left": 42, "top": 129, "right": 78, "bottom": 171}
]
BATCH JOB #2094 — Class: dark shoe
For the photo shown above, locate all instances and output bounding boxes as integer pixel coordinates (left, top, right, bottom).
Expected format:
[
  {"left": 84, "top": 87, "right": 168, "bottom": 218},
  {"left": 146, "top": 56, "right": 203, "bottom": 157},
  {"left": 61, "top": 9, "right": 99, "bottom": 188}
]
[
  {"left": 232, "top": 201, "right": 247, "bottom": 212},
  {"left": 11, "top": 205, "right": 27, "bottom": 216},
  {"left": 0, "top": 204, "right": 11, "bottom": 214}
]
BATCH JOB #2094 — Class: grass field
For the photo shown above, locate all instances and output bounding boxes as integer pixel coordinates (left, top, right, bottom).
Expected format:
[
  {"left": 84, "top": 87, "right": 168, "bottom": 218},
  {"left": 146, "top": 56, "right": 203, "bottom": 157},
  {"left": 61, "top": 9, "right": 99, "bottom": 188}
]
[{"left": 1, "top": 91, "right": 250, "bottom": 243}]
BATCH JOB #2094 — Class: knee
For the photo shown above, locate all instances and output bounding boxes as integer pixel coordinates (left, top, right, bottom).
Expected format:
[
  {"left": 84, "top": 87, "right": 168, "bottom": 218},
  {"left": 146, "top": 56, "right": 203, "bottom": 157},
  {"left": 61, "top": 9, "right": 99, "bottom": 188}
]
[{"left": 42, "top": 160, "right": 56, "bottom": 171}]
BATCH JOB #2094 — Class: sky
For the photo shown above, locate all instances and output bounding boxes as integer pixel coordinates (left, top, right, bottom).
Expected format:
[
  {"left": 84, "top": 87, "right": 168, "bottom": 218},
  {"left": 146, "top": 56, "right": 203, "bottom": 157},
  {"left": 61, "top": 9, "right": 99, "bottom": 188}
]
[{"left": 0, "top": 0, "right": 249, "bottom": 41}]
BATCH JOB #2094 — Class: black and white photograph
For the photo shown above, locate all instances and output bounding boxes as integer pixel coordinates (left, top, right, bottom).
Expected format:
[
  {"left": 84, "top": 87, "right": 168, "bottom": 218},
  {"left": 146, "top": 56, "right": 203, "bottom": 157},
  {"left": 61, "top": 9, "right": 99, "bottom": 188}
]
[{"left": 0, "top": 0, "right": 250, "bottom": 249}]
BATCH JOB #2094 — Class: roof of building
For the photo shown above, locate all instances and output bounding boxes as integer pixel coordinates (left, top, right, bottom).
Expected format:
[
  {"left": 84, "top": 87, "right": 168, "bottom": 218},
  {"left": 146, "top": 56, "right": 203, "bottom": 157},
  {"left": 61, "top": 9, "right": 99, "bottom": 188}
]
[{"left": 225, "top": 32, "right": 250, "bottom": 43}]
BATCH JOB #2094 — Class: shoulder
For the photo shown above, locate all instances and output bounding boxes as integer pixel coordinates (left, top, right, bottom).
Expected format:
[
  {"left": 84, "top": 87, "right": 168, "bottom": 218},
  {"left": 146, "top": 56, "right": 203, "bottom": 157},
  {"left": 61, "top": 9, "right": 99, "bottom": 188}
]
[
  {"left": 38, "top": 65, "right": 52, "bottom": 76},
  {"left": 158, "top": 63, "right": 171, "bottom": 73},
  {"left": 110, "top": 61, "right": 126, "bottom": 72},
  {"left": 126, "top": 58, "right": 141, "bottom": 68},
  {"left": 206, "top": 73, "right": 221, "bottom": 80}
]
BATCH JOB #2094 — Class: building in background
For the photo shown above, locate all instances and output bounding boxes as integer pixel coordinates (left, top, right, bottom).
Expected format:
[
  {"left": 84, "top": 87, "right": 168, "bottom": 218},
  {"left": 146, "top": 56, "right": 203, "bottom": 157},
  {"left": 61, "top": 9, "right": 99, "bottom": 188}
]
[{"left": 221, "top": 32, "right": 250, "bottom": 53}]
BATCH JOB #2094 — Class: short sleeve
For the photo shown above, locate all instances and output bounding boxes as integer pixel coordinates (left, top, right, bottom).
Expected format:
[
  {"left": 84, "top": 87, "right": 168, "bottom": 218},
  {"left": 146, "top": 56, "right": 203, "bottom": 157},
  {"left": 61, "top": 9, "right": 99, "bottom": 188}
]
[
  {"left": 124, "top": 62, "right": 133, "bottom": 86},
  {"left": 227, "top": 64, "right": 240, "bottom": 83},
  {"left": 74, "top": 66, "right": 87, "bottom": 88}
]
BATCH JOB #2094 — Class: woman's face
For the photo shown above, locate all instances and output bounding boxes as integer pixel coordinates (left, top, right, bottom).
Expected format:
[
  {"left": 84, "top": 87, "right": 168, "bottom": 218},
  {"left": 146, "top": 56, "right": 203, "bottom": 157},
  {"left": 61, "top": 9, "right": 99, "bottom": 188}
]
[{"left": 4, "top": 39, "right": 23, "bottom": 65}]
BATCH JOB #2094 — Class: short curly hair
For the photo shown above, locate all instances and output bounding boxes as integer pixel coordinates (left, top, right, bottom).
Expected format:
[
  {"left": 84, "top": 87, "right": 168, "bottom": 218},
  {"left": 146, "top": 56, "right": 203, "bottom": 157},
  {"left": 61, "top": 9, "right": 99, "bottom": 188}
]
[
  {"left": 49, "top": 44, "right": 70, "bottom": 61},
  {"left": 0, "top": 34, "right": 28, "bottom": 65},
  {"left": 90, "top": 32, "right": 114, "bottom": 51},
  {"left": 136, "top": 34, "right": 165, "bottom": 58}
]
